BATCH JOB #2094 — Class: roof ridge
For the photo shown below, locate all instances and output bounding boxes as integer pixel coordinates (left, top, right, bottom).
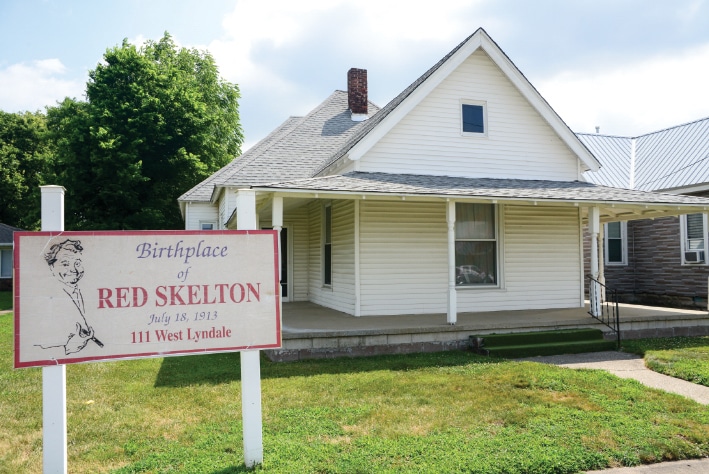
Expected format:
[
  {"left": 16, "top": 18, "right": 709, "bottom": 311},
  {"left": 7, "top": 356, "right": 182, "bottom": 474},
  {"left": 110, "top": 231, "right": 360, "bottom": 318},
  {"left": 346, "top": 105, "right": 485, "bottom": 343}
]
[{"left": 634, "top": 115, "right": 709, "bottom": 139}]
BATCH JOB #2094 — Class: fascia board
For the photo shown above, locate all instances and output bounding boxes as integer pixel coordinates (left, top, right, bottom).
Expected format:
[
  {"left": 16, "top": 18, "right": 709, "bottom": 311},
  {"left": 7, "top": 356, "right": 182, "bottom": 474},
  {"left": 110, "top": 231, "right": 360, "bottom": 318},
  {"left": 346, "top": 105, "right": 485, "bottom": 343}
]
[{"left": 347, "top": 34, "right": 484, "bottom": 162}]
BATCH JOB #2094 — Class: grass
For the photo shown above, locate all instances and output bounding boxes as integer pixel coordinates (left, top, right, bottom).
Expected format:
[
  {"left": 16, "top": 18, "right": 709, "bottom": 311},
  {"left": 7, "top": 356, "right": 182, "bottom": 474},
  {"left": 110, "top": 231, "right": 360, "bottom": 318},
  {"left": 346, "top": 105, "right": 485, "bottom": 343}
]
[
  {"left": 622, "top": 336, "right": 709, "bottom": 387},
  {"left": 2, "top": 312, "right": 709, "bottom": 473},
  {"left": 0, "top": 291, "right": 11, "bottom": 312}
]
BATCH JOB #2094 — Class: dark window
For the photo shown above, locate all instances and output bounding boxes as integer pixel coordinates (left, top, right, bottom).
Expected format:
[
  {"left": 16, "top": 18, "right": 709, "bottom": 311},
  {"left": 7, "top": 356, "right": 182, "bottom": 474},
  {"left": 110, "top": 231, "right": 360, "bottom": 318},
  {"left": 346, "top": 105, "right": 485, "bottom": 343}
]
[
  {"left": 462, "top": 104, "right": 484, "bottom": 133},
  {"left": 455, "top": 203, "right": 497, "bottom": 285},
  {"left": 606, "top": 222, "right": 623, "bottom": 263},
  {"left": 324, "top": 206, "right": 332, "bottom": 285}
]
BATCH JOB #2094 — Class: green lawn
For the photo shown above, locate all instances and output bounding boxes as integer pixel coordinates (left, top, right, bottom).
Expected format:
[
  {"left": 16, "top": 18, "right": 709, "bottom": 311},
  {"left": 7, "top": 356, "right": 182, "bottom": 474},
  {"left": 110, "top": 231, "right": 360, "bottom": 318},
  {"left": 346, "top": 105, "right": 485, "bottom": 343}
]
[
  {"left": 0, "top": 291, "right": 11, "bottom": 312},
  {"left": 2, "top": 312, "right": 708, "bottom": 473},
  {"left": 622, "top": 336, "right": 709, "bottom": 387}
]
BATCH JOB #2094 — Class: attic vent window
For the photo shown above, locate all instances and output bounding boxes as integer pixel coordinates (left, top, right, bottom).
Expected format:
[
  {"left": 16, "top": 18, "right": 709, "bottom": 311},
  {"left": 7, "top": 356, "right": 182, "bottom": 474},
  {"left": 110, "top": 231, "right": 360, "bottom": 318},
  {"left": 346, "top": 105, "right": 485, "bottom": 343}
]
[{"left": 461, "top": 102, "right": 486, "bottom": 135}]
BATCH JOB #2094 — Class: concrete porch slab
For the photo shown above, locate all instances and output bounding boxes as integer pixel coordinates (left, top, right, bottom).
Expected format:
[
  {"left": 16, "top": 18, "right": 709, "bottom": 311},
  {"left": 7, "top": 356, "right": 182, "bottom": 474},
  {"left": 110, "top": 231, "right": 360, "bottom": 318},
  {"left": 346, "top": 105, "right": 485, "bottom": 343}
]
[{"left": 266, "top": 302, "right": 709, "bottom": 361}]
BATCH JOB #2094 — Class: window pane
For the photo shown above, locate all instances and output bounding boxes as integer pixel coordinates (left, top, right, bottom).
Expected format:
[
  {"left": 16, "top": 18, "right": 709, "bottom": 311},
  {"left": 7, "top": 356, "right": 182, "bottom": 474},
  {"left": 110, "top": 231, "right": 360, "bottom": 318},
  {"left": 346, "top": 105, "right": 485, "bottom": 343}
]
[
  {"left": 686, "top": 214, "right": 704, "bottom": 240},
  {"left": 607, "top": 239, "right": 623, "bottom": 262},
  {"left": 324, "top": 244, "right": 332, "bottom": 285},
  {"left": 606, "top": 222, "right": 621, "bottom": 239},
  {"left": 201, "top": 223, "right": 214, "bottom": 230},
  {"left": 462, "top": 104, "right": 484, "bottom": 133},
  {"left": 0, "top": 250, "right": 11, "bottom": 278},
  {"left": 455, "top": 241, "right": 496, "bottom": 285},
  {"left": 456, "top": 203, "right": 495, "bottom": 239}
]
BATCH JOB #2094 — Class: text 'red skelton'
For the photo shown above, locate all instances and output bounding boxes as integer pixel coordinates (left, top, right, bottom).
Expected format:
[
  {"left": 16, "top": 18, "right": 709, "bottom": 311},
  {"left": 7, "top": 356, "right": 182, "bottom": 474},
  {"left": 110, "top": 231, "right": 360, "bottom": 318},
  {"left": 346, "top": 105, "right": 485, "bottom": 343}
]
[{"left": 97, "top": 240, "right": 262, "bottom": 309}]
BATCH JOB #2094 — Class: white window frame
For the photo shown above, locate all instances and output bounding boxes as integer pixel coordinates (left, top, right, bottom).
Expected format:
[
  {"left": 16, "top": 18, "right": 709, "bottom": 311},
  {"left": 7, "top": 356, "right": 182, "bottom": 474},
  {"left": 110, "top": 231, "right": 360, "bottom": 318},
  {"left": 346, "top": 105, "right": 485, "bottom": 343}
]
[
  {"left": 454, "top": 203, "right": 500, "bottom": 287},
  {"left": 680, "top": 213, "right": 708, "bottom": 265},
  {"left": 0, "top": 248, "right": 12, "bottom": 279},
  {"left": 460, "top": 100, "right": 488, "bottom": 137},
  {"left": 604, "top": 221, "right": 628, "bottom": 266},
  {"left": 199, "top": 221, "right": 216, "bottom": 231}
]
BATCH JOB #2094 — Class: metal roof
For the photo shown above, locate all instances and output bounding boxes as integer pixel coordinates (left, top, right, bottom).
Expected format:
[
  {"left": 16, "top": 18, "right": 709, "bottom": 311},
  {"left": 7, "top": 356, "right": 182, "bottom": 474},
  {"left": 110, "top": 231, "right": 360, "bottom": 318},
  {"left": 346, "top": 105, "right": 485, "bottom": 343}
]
[{"left": 582, "top": 116, "right": 709, "bottom": 193}]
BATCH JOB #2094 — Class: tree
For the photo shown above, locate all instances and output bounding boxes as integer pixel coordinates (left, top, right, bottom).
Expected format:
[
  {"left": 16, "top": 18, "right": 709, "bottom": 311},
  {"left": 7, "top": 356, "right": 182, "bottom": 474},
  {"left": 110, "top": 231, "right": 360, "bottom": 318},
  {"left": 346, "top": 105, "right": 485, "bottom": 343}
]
[
  {"left": 48, "top": 33, "right": 243, "bottom": 230},
  {"left": 0, "top": 110, "right": 56, "bottom": 229}
]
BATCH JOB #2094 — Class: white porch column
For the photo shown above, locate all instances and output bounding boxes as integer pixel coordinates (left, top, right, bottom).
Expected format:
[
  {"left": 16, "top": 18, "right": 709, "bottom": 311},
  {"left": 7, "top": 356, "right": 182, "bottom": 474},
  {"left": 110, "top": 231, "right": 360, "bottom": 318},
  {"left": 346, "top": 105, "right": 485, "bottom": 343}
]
[
  {"left": 354, "top": 199, "right": 361, "bottom": 317},
  {"left": 272, "top": 196, "right": 283, "bottom": 300},
  {"left": 446, "top": 200, "right": 457, "bottom": 324},
  {"left": 235, "top": 189, "right": 263, "bottom": 468},
  {"left": 588, "top": 206, "right": 601, "bottom": 316},
  {"left": 40, "top": 185, "right": 68, "bottom": 474}
]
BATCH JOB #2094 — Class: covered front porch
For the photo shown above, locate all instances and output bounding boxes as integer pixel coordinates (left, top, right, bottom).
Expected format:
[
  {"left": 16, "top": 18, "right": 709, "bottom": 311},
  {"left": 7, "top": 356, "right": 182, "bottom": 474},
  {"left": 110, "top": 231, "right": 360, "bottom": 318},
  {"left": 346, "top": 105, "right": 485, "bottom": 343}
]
[{"left": 266, "top": 301, "right": 709, "bottom": 361}]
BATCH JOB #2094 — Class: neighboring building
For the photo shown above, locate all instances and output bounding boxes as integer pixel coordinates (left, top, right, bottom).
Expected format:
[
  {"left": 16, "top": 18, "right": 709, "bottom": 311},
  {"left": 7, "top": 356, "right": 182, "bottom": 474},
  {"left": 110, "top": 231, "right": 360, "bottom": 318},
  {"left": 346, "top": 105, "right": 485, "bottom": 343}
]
[
  {"left": 581, "top": 117, "right": 709, "bottom": 308},
  {"left": 0, "top": 223, "right": 22, "bottom": 291},
  {"left": 179, "top": 28, "right": 709, "bottom": 325}
]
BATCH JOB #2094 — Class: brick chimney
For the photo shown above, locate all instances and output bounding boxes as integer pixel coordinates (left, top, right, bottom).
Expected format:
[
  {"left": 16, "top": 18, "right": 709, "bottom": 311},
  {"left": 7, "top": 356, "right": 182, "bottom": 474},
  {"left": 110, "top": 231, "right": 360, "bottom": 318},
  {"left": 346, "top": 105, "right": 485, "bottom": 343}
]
[{"left": 347, "top": 68, "right": 368, "bottom": 121}]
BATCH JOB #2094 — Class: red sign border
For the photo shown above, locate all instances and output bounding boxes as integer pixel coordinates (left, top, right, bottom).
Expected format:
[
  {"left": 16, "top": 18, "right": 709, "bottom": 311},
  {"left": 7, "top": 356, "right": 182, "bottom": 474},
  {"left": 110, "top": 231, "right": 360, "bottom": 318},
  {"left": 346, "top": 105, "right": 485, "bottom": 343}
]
[{"left": 14, "top": 230, "right": 281, "bottom": 368}]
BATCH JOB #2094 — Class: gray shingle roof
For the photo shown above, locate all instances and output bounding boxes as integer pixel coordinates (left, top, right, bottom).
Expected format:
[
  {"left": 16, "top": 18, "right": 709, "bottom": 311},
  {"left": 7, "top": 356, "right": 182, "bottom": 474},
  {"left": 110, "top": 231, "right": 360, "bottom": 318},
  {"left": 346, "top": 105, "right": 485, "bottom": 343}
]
[
  {"left": 582, "top": 116, "right": 709, "bottom": 192},
  {"left": 179, "top": 91, "right": 380, "bottom": 202},
  {"left": 254, "top": 171, "right": 709, "bottom": 206},
  {"left": 0, "top": 223, "right": 23, "bottom": 245}
]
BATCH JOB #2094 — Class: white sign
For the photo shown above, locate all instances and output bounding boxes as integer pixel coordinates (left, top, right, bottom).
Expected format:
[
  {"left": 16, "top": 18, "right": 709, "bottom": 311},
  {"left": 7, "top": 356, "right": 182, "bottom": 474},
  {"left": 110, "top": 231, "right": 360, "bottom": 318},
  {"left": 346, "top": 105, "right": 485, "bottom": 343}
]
[{"left": 14, "top": 230, "right": 281, "bottom": 368}]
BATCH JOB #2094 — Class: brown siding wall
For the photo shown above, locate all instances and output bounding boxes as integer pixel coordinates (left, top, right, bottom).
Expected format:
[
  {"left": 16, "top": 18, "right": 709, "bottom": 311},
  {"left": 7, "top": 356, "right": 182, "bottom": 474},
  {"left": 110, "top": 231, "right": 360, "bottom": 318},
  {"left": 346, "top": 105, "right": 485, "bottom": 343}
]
[{"left": 585, "top": 216, "right": 709, "bottom": 309}]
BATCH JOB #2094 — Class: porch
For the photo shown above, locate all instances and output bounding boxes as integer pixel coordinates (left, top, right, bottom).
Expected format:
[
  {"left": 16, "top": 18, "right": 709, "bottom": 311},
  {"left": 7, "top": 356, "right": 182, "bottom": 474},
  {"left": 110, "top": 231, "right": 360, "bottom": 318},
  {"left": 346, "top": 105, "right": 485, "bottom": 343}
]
[{"left": 266, "top": 302, "right": 709, "bottom": 361}]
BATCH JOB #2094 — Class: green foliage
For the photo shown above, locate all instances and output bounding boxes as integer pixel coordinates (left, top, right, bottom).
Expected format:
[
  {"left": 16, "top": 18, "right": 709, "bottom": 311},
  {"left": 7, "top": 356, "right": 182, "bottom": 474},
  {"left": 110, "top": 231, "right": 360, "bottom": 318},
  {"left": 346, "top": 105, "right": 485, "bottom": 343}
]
[
  {"left": 2, "top": 314, "right": 709, "bottom": 473},
  {"left": 0, "top": 110, "right": 56, "bottom": 229},
  {"left": 623, "top": 336, "right": 709, "bottom": 387},
  {"left": 47, "top": 32, "right": 243, "bottom": 230}
]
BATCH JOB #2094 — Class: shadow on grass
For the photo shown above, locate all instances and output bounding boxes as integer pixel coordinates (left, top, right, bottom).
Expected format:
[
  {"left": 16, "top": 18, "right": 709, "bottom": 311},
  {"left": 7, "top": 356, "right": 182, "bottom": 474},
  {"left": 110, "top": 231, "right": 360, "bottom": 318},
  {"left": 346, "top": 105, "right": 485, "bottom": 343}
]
[{"left": 154, "top": 349, "right": 497, "bottom": 388}]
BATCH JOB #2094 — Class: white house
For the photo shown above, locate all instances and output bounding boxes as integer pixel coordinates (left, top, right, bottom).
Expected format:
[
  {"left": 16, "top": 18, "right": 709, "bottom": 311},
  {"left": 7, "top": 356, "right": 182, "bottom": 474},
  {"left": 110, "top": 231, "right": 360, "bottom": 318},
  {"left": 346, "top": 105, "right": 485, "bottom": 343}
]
[{"left": 179, "top": 29, "right": 709, "bottom": 335}]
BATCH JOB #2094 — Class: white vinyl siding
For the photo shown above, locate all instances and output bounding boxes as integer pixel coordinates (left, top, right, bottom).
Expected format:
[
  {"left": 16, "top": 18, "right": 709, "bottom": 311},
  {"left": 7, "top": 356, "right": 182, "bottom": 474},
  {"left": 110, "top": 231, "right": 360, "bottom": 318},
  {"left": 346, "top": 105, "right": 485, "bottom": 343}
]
[
  {"left": 184, "top": 202, "right": 219, "bottom": 231},
  {"left": 357, "top": 49, "right": 580, "bottom": 181},
  {"left": 359, "top": 201, "right": 448, "bottom": 315},
  {"left": 457, "top": 205, "right": 581, "bottom": 312},
  {"left": 307, "top": 200, "right": 355, "bottom": 313}
]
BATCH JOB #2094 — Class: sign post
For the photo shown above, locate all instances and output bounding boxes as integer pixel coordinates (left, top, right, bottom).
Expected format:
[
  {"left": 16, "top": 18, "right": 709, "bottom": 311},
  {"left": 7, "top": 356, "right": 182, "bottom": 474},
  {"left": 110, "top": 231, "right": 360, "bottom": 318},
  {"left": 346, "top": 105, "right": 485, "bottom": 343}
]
[
  {"left": 40, "top": 185, "right": 68, "bottom": 474},
  {"left": 236, "top": 189, "right": 263, "bottom": 467},
  {"left": 15, "top": 187, "right": 280, "bottom": 471}
]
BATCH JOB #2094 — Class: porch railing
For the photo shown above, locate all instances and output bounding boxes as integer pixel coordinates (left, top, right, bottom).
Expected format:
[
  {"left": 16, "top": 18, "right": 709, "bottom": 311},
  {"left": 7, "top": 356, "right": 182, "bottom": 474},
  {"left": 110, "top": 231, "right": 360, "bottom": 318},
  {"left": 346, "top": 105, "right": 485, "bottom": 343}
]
[{"left": 588, "top": 276, "right": 621, "bottom": 349}]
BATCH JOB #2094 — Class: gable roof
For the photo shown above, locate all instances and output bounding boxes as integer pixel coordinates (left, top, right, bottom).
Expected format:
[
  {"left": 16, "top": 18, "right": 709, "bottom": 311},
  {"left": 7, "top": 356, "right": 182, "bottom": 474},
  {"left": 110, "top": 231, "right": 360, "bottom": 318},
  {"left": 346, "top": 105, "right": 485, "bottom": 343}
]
[
  {"left": 179, "top": 28, "right": 601, "bottom": 210},
  {"left": 316, "top": 28, "right": 600, "bottom": 175},
  {"left": 581, "top": 116, "right": 709, "bottom": 193},
  {"left": 0, "top": 223, "right": 23, "bottom": 245}
]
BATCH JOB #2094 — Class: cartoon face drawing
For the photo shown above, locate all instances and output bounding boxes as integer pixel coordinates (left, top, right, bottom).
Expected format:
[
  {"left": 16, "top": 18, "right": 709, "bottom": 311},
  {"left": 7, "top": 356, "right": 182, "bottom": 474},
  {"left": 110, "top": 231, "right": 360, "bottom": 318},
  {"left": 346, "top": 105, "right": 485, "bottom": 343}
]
[{"left": 50, "top": 248, "right": 84, "bottom": 286}]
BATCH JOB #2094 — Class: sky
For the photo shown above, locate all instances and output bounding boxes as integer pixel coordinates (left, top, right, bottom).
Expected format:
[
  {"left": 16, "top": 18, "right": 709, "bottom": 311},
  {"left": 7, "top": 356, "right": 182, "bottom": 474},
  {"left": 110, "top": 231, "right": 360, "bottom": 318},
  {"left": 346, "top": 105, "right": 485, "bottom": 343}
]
[{"left": 1, "top": 0, "right": 709, "bottom": 151}]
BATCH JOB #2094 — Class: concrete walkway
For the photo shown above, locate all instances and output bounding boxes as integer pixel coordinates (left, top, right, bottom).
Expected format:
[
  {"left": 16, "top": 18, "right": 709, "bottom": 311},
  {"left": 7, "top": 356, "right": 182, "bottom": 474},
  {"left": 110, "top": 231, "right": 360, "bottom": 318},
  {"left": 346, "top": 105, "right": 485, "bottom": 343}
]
[
  {"left": 519, "top": 351, "right": 709, "bottom": 404},
  {"left": 519, "top": 351, "right": 709, "bottom": 473}
]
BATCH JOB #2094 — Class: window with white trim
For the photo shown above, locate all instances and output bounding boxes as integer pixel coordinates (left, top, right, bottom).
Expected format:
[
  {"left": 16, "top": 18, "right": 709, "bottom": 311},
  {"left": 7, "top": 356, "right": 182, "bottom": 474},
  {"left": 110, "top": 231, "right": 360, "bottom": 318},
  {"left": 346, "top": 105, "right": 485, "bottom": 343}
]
[
  {"left": 0, "top": 249, "right": 11, "bottom": 278},
  {"left": 455, "top": 203, "right": 497, "bottom": 285},
  {"left": 200, "top": 221, "right": 216, "bottom": 230},
  {"left": 604, "top": 221, "right": 627, "bottom": 266},
  {"left": 323, "top": 204, "right": 332, "bottom": 286},
  {"left": 461, "top": 101, "right": 487, "bottom": 136},
  {"left": 680, "top": 213, "right": 708, "bottom": 264}
]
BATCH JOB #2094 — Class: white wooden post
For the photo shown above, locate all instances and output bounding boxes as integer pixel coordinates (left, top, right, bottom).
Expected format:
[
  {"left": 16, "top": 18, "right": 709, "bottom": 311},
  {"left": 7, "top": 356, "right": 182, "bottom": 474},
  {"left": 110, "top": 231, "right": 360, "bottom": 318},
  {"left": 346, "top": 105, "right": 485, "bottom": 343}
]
[
  {"left": 588, "top": 207, "right": 601, "bottom": 317},
  {"left": 446, "top": 200, "right": 457, "bottom": 324},
  {"left": 40, "top": 185, "right": 68, "bottom": 474},
  {"left": 272, "top": 196, "right": 283, "bottom": 300},
  {"left": 236, "top": 189, "right": 263, "bottom": 467}
]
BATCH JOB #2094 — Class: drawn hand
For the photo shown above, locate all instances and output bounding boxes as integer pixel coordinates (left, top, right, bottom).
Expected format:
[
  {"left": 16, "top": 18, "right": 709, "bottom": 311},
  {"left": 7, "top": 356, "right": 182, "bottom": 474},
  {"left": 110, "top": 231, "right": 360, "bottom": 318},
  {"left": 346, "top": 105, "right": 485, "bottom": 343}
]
[{"left": 64, "top": 323, "right": 92, "bottom": 355}]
